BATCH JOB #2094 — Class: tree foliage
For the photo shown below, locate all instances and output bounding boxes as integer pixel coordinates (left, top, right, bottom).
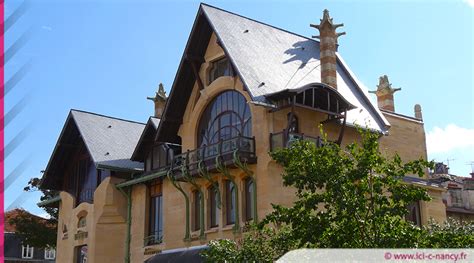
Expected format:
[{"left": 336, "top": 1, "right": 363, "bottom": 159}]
[
  {"left": 8, "top": 177, "right": 59, "bottom": 248},
  {"left": 202, "top": 127, "right": 473, "bottom": 262},
  {"left": 7, "top": 208, "right": 57, "bottom": 248}
]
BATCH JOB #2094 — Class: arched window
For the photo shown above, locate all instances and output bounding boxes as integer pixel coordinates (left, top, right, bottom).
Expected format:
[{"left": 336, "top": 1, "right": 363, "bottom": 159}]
[
  {"left": 244, "top": 177, "right": 255, "bottom": 221},
  {"left": 198, "top": 90, "right": 252, "bottom": 147}
]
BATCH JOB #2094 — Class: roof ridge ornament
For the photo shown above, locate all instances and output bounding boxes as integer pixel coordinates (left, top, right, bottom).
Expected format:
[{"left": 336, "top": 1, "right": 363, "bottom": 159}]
[
  {"left": 147, "top": 83, "right": 167, "bottom": 118},
  {"left": 310, "top": 9, "right": 346, "bottom": 41},
  {"left": 369, "top": 75, "right": 401, "bottom": 112}
]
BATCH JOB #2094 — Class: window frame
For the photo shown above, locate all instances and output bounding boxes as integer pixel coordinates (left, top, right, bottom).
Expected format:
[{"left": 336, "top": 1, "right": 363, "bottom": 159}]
[
  {"left": 209, "top": 185, "right": 219, "bottom": 228},
  {"left": 225, "top": 180, "right": 236, "bottom": 225},
  {"left": 44, "top": 248, "right": 56, "bottom": 260},
  {"left": 244, "top": 177, "right": 255, "bottom": 222},
  {"left": 193, "top": 190, "right": 202, "bottom": 231},
  {"left": 208, "top": 57, "right": 233, "bottom": 84},
  {"left": 21, "top": 244, "right": 34, "bottom": 259},
  {"left": 148, "top": 179, "right": 163, "bottom": 244}
]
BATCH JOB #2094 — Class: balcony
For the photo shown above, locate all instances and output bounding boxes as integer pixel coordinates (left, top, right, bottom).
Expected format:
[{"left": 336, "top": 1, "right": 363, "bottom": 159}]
[
  {"left": 148, "top": 136, "right": 257, "bottom": 177},
  {"left": 270, "top": 129, "right": 323, "bottom": 152}
]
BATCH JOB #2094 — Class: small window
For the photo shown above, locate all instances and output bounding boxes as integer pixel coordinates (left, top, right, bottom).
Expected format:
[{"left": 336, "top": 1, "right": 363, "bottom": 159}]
[
  {"left": 22, "top": 245, "right": 34, "bottom": 259},
  {"left": 44, "top": 248, "right": 56, "bottom": 260},
  {"left": 406, "top": 201, "right": 422, "bottom": 227},
  {"left": 209, "top": 185, "right": 219, "bottom": 228},
  {"left": 78, "top": 216, "right": 87, "bottom": 228},
  {"left": 209, "top": 57, "right": 232, "bottom": 83},
  {"left": 193, "top": 191, "right": 202, "bottom": 231},
  {"left": 225, "top": 181, "right": 236, "bottom": 225},
  {"left": 244, "top": 177, "right": 255, "bottom": 221},
  {"left": 148, "top": 179, "right": 163, "bottom": 245}
]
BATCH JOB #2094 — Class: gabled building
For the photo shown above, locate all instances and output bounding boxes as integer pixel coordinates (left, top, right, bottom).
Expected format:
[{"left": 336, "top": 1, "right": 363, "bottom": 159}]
[
  {"left": 4, "top": 209, "right": 56, "bottom": 263},
  {"left": 430, "top": 163, "right": 474, "bottom": 222},
  {"left": 40, "top": 4, "right": 447, "bottom": 263},
  {"left": 40, "top": 110, "right": 145, "bottom": 262}
]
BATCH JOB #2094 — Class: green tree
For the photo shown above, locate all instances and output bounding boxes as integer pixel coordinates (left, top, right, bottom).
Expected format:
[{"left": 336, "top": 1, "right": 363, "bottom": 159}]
[
  {"left": 8, "top": 177, "right": 59, "bottom": 248},
  {"left": 264, "top": 127, "right": 431, "bottom": 248},
  {"left": 202, "top": 127, "right": 474, "bottom": 262}
]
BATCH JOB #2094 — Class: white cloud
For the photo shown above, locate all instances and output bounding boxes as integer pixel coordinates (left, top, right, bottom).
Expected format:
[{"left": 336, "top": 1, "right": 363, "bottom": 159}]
[
  {"left": 426, "top": 124, "right": 474, "bottom": 154},
  {"left": 463, "top": 0, "right": 474, "bottom": 7}
]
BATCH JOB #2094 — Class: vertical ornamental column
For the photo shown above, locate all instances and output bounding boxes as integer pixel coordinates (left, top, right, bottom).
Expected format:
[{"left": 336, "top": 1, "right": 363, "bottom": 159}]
[{"left": 311, "top": 9, "right": 345, "bottom": 89}]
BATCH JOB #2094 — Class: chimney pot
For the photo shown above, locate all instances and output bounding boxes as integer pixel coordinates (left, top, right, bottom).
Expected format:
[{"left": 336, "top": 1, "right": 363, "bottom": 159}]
[
  {"left": 311, "top": 9, "right": 345, "bottom": 90},
  {"left": 147, "top": 83, "right": 167, "bottom": 118},
  {"left": 414, "top": 104, "right": 423, "bottom": 120}
]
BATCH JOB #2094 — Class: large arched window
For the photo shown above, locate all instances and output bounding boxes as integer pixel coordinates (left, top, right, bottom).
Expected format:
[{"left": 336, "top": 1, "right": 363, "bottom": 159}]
[{"left": 198, "top": 90, "right": 252, "bottom": 147}]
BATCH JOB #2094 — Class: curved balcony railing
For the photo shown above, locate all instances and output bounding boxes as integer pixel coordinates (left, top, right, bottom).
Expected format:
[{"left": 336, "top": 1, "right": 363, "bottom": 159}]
[
  {"left": 173, "top": 136, "right": 256, "bottom": 175},
  {"left": 146, "top": 136, "right": 256, "bottom": 176},
  {"left": 270, "top": 129, "right": 323, "bottom": 151}
]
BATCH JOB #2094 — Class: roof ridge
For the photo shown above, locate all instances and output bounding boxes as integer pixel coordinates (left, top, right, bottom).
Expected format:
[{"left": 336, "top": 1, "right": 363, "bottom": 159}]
[
  {"left": 200, "top": 3, "right": 319, "bottom": 44},
  {"left": 70, "top": 109, "right": 146, "bottom": 125}
]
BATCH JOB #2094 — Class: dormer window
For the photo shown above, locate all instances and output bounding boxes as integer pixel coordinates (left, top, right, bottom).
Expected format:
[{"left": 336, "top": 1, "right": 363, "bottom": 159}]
[{"left": 209, "top": 57, "right": 232, "bottom": 84}]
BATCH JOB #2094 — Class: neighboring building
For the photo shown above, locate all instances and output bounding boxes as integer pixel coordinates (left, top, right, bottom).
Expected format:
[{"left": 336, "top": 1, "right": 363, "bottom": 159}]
[
  {"left": 39, "top": 4, "right": 447, "bottom": 263},
  {"left": 4, "top": 209, "right": 56, "bottom": 263},
  {"left": 430, "top": 163, "right": 474, "bottom": 222}
]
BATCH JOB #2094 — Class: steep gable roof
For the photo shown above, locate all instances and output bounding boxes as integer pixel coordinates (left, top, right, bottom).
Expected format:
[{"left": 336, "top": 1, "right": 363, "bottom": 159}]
[
  {"left": 41, "top": 110, "right": 145, "bottom": 189},
  {"left": 157, "top": 4, "right": 389, "bottom": 142},
  {"left": 131, "top": 117, "right": 160, "bottom": 161}
]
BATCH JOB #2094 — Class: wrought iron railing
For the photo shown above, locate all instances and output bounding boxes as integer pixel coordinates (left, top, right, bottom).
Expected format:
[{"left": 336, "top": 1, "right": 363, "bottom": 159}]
[
  {"left": 144, "top": 231, "right": 163, "bottom": 247},
  {"left": 147, "top": 136, "right": 256, "bottom": 176},
  {"left": 270, "top": 129, "right": 323, "bottom": 151},
  {"left": 173, "top": 136, "right": 256, "bottom": 173}
]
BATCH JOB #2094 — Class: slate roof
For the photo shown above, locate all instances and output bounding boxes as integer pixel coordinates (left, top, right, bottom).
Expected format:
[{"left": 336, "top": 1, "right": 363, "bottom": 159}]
[
  {"left": 70, "top": 110, "right": 145, "bottom": 170},
  {"left": 200, "top": 4, "right": 389, "bottom": 132}
]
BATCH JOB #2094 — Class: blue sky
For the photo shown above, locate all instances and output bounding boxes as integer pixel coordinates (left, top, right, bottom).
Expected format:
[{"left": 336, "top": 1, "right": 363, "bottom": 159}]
[{"left": 5, "top": 0, "right": 473, "bottom": 216}]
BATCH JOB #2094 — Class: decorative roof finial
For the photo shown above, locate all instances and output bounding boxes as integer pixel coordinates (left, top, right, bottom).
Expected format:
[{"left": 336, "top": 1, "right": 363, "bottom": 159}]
[
  {"left": 369, "top": 75, "right": 401, "bottom": 112},
  {"left": 147, "top": 83, "right": 167, "bottom": 102},
  {"left": 147, "top": 83, "right": 167, "bottom": 118},
  {"left": 310, "top": 9, "right": 346, "bottom": 43}
]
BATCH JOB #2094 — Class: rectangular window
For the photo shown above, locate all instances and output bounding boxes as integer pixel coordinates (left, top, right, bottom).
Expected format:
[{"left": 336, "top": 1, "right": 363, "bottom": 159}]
[
  {"left": 44, "top": 248, "right": 56, "bottom": 260},
  {"left": 245, "top": 178, "right": 255, "bottom": 221},
  {"left": 193, "top": 191, "right": 201, "bottom": 231},
  {"left": 406, "top": 201, "right": 422, "bottom": 227},
  {"left": 225, "top": 181, "right": 236, "bottom": 225},
  {"left": 209, "top": 186, "right": 219, "bottom": 228},
  {"left": 22, "top": 245, "right": 34, "bottom": 259},
  {"left": 149, "top": 179, "right": 163, "bottom": 245}
]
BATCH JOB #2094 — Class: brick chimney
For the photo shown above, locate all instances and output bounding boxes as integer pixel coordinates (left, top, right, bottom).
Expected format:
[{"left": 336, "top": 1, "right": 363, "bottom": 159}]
[
  {"left": 311, "top": 9, "right": 345, "bottom": 89},
  {"left": 369, "top": 75, "right": 401, "bottom": 112},
  {"left": 414, "top": 104, "right": 423, "bottom": 120},
  {"left": 147, "top": 83, "right": 167, "bottom": 118}
]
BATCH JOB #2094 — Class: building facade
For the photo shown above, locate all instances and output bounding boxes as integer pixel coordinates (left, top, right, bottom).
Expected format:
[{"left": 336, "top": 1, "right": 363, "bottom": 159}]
[
  {"left": 4, "top": 209, "right": 56, "bottom": 263},
  {"left": 430, "top": 163, "right": 474, "bottom": 222},
  {"left": 40, "top": 4, "right": 447, "bottom": 263}
]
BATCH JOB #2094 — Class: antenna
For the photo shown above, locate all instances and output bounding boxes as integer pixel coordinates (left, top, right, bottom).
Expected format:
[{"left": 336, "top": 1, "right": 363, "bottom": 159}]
[{"left": 446, "top": 158, "right": 456, "bottom": 167}]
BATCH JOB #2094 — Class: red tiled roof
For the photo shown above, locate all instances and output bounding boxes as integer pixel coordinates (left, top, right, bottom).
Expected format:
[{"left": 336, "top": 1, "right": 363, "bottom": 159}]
[{"left": 4, "top": 208, "right": 48, "bottom": 233}]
